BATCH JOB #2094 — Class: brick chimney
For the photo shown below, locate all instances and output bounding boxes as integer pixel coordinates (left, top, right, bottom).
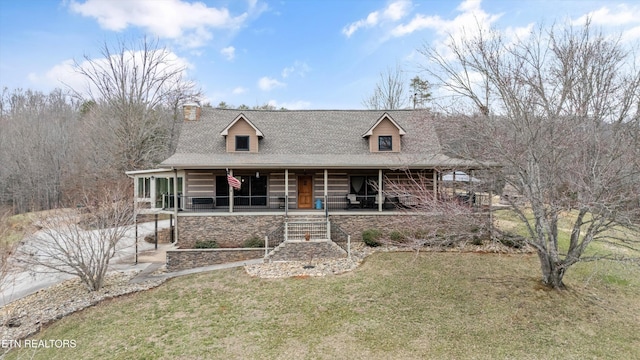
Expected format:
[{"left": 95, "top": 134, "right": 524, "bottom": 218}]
[{"left": 183, "top": 103, "right": 201, "bottom": 121}]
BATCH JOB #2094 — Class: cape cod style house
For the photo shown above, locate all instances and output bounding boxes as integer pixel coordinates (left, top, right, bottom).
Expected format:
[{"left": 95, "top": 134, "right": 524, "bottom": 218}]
[{"left": 127, "top": 105, "right": 487, "bottom": 268}]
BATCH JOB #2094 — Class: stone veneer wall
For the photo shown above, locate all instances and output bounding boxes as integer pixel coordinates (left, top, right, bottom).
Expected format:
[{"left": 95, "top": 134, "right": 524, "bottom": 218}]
[
  {"left": 177, "top": 214, "right": 285, "bottom": 248},
  {"left": 166, "top": 248, "right": 265, "bottom": 271},
  {"left": 268, "top": 241, "right": 347, "bottom": 262},
  {"left": 330, "top": 213, "right": 485, "bottom": 243}
]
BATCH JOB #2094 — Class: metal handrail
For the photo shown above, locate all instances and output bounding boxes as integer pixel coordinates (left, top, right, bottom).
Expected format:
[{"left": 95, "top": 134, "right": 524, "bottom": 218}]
[{"left": 330, "top": 222, "right": 351, "bottom": 258}]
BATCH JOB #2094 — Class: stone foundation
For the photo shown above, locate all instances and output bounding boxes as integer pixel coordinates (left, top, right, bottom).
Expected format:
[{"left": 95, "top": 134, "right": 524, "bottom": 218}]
[
  {"left": 176, "top": 214, "right": 284, "bottom": 248},
  {"left": 330, "top": 213, "right": 489, "bottom": 243},
  {"left": 166, "top": 248, "right": 265, "bottom": 272},
  {"left": 268, "top": 240, "right": 347, "bottom": 261},
  {"left": 144, "top": 228, "right": 172, "bottom": 244}
]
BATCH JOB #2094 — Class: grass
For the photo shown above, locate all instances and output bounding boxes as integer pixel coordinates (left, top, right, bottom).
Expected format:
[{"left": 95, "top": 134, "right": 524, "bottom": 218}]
[
  {"left": 6, "top": 251, "right": 640, "bottom": 360},
  {"left": 0, "top": 212, "right": 34, "bottom": 246}
]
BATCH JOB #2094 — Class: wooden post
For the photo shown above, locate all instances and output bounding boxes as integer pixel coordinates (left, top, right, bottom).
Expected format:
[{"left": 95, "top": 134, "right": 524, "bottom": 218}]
[
  {"left": 170, "top": 214, "right": 174, "bottom": 243},
  {"left": 173, "top": 169, "right": 179, "bottom": 244},
  {"left": 285, "top": 169, "right": 289, "bottom": 216},
  {"left": 154, "top": 213, "right": 158, "bottom": 250},
  {"left": 229, "top": 169, "right": 234, "bottom": 213}
]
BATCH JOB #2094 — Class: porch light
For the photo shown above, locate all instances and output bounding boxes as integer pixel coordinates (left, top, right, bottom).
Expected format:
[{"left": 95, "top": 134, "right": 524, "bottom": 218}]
[{"left": 256, "top": 171, "right": 260, "bottom": 178}]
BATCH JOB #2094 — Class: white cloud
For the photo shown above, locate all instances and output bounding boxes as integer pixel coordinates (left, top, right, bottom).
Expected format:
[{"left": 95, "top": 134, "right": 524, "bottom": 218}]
[
  {"left": 68, "top": 0, "right": 258, "bottom": 48},
  {"left": 30, "top": 50, "right": 192, "bottom": 98},
  {"left": 267, "top": 99, "right": 311, "bottom": 110},
  {"left": 258, "top": 77, "right": 285, "bottom": 91},
  {"left": 571, "top": 4, "right": 640, "bottom": 43},
  {"left": 572, "top": 4, "right": 640, "bottom": 26},
  {"left": 342, "top": 0, "right": 411, "bottom": 37},
  {"left": 221, "top": 46, "right": 236, "bottom": 60},
  {"left": 392, "top": 0, "right": 501, "bottom": 38},
  {"left": 232, "top": 86, "right": 247, "bottom": 95},
  {"left": 281, "top": 61, "right": 310, "bottom": 78},
  {"left": 622, "top": 25, "right": 640, "bottom": 42}
]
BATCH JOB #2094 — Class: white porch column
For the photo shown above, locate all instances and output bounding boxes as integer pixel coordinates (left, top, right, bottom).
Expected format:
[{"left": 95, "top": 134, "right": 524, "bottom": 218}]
[
  {"left": 324, "top": 169, "right": 329, "bottom": 215},
  {"left": 284, "top": 169, "right": 289, "bottom": 213},
  {"left": 150, "top": 176, "right": 157, "bottom": 208},
  {"left": 229, "top": 169, "right": 234, "bottom": 213},
  {"left": 378, "top": 169, "right": 383, "bottom": 212},
  {"left": 433, "top": 170, "right": 437, "bottom": 200},
  {"left": 324, "top": 169, "right": 328, "bottom": 196}
]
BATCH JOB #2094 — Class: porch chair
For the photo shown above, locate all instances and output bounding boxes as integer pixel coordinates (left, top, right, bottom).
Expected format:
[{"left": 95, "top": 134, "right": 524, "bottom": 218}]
[{"left": 346, "top": 194, "right": 361, "bottom": 209}]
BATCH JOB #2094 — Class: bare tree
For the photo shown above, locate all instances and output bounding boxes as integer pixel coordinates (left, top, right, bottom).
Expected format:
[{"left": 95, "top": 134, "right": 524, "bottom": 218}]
[
  {"left": 370, "top": 171, "right": 491, "bottom": 250},
  {"left": 0, "top": 209, "right": 18, "bottom": 296},
  {"left": 17, "top": 188, "right": 133, "bottom": 291},
  {"left": 363, "top": 64, "right": 408, "bottom": 110},
  {"left": 72, "top": 37, "right": 201, "bottom": 171},
  {"left": 0, "top": 88, "right": 79, "bottom": 213},
  {"left": 421, "top": 21, "right": 640, "bottom": 289}
]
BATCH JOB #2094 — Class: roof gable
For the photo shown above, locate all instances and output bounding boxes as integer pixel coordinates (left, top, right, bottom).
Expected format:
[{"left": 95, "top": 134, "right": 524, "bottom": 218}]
[
  {"left": 362, "top": 112, "right": 406, "bottom": 137},
  {"left": 220, "top": 114, "right": 264, "bottom": 138}
]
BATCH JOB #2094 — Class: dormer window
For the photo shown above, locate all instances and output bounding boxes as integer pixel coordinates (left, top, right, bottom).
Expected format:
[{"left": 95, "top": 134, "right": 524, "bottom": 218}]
[
  {"left": 363, "top": 113, "right": 405, "bottom": 153},
  {"left": 235, "top": 136, "right": 250, "bottom": 151},
  {"left": 378, "top": 136, "right": 392, "bottom": 151},
  {"left": 221, "top": 114, "right": 263, "bottom": 153}
]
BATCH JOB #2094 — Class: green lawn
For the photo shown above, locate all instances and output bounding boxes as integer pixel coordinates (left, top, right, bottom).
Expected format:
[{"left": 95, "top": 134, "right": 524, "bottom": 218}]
[{"left": 7, "top": 251, "right": 640, "bottom": 360}]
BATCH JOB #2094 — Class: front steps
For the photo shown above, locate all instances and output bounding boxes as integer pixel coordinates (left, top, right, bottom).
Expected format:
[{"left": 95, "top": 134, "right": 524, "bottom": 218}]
[
  {"left": 266, "top": 215, "right": 347, "bottom": 261},
  {"left": 286, "top": 216, "right": 329, "bottom": 241}
]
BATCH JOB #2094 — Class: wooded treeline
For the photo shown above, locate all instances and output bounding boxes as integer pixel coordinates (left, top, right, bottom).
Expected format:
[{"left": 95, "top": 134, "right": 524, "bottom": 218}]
[
  {"left": 0, "top": 87, "right": 178, "bottom": 214},
  {"left": 0, "top": 39, "right": 201, "bottom": 214}
]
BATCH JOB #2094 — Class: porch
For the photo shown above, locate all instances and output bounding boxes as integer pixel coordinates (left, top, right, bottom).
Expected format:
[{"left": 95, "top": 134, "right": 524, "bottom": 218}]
[
  {"left": 162, "top": 194, "right": 402, "bottom": 213},
  {"left": 130, "top": 168, "right": 460, "bottom": 215}
]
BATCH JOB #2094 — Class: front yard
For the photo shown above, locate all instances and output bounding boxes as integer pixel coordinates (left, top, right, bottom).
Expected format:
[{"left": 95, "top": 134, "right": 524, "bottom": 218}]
[{"left": 5, "top": 251, "right": 640, "bottom": 359}]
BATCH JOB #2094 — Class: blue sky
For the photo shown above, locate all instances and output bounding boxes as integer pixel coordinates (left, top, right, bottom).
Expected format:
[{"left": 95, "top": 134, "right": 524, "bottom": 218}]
[{"left": 1, "top": 0, "right": 639, "bottom": 109}]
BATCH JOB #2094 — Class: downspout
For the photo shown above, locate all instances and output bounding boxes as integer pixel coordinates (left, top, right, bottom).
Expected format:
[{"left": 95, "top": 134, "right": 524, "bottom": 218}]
[{"left": 173, "top": 168, "right": 178, "bottom": 244}]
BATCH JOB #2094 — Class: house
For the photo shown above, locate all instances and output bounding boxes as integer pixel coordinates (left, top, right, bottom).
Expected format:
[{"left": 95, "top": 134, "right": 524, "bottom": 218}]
[{"left": 127, "top": 105, "right": 488, "bottom": 268}]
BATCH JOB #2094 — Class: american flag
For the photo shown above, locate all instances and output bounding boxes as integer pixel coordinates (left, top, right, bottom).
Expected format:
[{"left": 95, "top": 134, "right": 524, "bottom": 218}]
[{"left": 227, "top": 174, "right": 241, "bottom": 190}]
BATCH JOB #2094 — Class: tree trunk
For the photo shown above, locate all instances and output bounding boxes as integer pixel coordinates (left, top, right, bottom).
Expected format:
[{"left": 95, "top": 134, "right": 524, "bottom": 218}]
[{"left": 538, "top": 252, "right": 566, "bottom": 290}]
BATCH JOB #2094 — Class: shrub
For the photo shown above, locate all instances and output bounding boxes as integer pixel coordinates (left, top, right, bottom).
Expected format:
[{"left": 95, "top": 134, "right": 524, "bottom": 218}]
[
  {"left": 194, "top": 239, "right": 219, "bottom": 249},
  {"left": 362, "top": 229, "right": 382, "bottom": 247},
  {"left": 389, "top": 230, "right": 406, "bottom": 242},
  {"left": 244, "top": 236, "right": 265, "bottom": 248},
  {"left": 413, "top": 229, "right": 431, "bottom": 240},
  {"left": 498, "top": 233, "right": 524, "bottom": 248}
]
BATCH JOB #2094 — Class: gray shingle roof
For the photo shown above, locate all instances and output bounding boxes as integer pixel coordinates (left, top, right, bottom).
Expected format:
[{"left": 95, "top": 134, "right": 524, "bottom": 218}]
[{"left": 161, "top": 108, "right": 478, "bottom": 169}]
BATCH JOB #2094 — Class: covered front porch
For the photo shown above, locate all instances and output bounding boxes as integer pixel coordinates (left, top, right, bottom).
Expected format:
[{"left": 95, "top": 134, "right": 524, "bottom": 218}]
[{"left": 128, "top": 167, "right": 472, "bottom": 215}]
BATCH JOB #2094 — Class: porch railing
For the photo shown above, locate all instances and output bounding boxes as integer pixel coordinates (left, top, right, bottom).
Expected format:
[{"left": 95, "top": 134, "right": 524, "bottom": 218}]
[{"left": 161, "top": 194, "right": 405, "bottom": 212}]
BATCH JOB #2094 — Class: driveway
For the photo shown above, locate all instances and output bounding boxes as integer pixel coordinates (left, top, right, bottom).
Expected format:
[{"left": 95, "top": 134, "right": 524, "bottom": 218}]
[{"left": 0, "top": 220, "right": 172, "bottom": 307}]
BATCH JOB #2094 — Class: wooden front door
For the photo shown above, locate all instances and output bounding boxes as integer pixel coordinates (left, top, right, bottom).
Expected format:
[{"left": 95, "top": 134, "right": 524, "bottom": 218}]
[{"left": 298, "top": 176, "right": 313, "bottom": 209}]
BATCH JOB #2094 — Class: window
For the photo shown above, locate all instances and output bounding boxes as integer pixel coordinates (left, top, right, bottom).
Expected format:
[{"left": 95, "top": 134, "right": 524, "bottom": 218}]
[
  {"left": 350, "top": 176, "right": 378, "bottom": 196},
  {"left": 155, "top": 177, "right": 183, "bottom": 208},
  {"left": 216, "top": 174, "right": 267, "bottom": 207},
  {"left": 137, "top": 177, "right": 150, "bottom": 198},
  {"left": 378, "top": 136, "right": 392, "bottom": 151},
  {"left": 235, "top": 135, "right": 250, "bottom": 151}
]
